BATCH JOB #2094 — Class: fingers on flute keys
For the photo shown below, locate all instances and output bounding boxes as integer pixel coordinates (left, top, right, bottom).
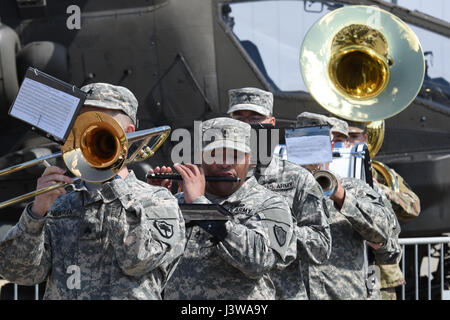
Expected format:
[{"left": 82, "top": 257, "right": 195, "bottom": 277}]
[
  {"left": 173, "top": 163, "right": 205, "bottom": 203},
  {"left": 147, "top": 166, "right": 173, "bottom": 189}
]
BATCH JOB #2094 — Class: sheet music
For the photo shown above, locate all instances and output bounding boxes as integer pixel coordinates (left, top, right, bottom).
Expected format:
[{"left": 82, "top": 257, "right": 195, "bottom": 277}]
[
  {"left": 285, "top": 126, "right": 332, "bottom": 165},
  {"left": 10, "top": 78, "right": 80, "bottom": 140}
]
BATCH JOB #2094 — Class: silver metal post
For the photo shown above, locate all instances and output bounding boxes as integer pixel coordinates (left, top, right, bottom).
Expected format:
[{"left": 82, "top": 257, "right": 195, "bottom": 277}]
[
  {"left": 428, "top": 244, "right": 431, "bottom": 300},
  {"left": 402, "top": 244, "right": 406, "bottom": 300},
  {"left": 35, "top": 284, "right": 39, "bottom": 300},
  {"left": 415, "top": 244, "right": 419, "bottom": 300},
  {"left": 13, "top": 284, "right": 18, "bottom": 300},
  {"left": 441, "top": 244, "right": 445, "bottom": 300}
]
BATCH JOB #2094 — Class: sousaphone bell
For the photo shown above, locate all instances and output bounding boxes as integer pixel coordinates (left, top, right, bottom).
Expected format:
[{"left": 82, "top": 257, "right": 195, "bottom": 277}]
[{"left": 300, "top": 5, "right": 425, "bottom": 190}]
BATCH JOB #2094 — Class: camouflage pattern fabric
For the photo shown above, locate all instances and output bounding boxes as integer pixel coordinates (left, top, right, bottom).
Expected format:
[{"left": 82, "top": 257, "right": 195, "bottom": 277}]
[
  {"left": 227, "top": 87, "right": 273, "bottom": 117},
  {"left": 0, "top": 171, "right": 185, "bottom": 299},
  {"left": 372, "top": 165, "right": 416, "bottom": 298},
  {"left": 380, "top": 287, "right": 397, "bottom": 300},
  {"left": 328, "top": 116, "right": 349, "bottom": 138},
  {"left": 254, "top": 156, "right": 331, "bottom": 300},
  {"left": 164, "top": 176, "right": 295, "bottom": 300},
  {"left": 305, "top": 176, "right": 400, "bottom": 300},
  {"left": 296, "top": 112, "right": 329, "bottom": 128},
  {"left": 201, "top": 117, "right": 251, "bottom": 153},
  {"left": 372, "top": 166, "right": 421, "bottom": 222},
  {"left": 371, "top": 182, "right": 403, "bottom": 267},
  {"left": 379, "top": 264, "right": 405, "bottom": 289},
  {"left": 81, "top": 83, "right": 138, "bottom": 125}
]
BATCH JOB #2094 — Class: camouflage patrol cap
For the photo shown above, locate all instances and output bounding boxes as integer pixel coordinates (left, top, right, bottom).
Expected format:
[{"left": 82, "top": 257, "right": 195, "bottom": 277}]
[
  {"left": 227, "top": 87, "right": 273, "bottom": 117},
  {"left": 81, "top": 83, "right": 138, "bottom": 125},
  {"left": 296, "top": 112, "right": 329, "bottom": 128},
  {"left": 346, "top": 120, "right": 367, "bottom": 134},
  {"left": 328, "top": 117, "right": 349, "bottom": 138},
  {"left": 201, "top": 117, "right": 251, "bottom": 153}
]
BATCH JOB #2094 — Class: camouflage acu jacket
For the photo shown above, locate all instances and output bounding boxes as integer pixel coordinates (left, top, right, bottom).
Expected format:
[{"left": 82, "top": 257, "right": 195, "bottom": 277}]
[
  {"left": 254, "top": 156, "right": 331, "bottom": 300},
  {"left": 373, "top": 170, "right": 407, "bottom": 290},
  {"left": 164, "top": 176, "right": 295, "bottom": 300},
  {"left": 372, "top": 166, "right": 421, "bottom": 221},
  {"left": 0, "top": 171, "right": 185, "bottom": 300},
  {"left": 306, "top": 176, "right": 400, "bottom": 300}
]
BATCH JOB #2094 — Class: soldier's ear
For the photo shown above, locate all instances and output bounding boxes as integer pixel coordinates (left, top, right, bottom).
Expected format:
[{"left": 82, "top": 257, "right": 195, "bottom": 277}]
[
  {"left": 124, "top": 123, "right": 135, "bottom": 133},
  {"left": 269, "top": 116, "right": 276, "bottom": 126}
]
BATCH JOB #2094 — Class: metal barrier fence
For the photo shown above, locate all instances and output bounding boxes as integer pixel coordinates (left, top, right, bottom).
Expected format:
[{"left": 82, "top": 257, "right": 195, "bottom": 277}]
[
  {"left": 399, "top": 237, "right": 450, "bottom": 300},
  {"left": 0, "top": 281, "right": 40, "bottom": 300}
]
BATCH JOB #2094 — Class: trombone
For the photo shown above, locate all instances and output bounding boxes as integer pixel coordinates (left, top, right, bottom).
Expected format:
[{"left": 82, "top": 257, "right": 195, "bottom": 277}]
[{"left": 0, "top": 111, "right": 171, "bottom": 209}]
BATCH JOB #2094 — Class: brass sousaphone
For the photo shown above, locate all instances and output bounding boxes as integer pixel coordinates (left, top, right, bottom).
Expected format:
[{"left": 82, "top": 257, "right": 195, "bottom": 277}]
[{"left": 300, "top": 5, "right": 425, "bottom": 190}]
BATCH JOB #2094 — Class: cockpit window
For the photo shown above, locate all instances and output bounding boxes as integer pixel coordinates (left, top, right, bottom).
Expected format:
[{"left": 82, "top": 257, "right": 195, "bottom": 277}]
[{"left": 224, "top": 0, "right": 450, "bottom": 107}]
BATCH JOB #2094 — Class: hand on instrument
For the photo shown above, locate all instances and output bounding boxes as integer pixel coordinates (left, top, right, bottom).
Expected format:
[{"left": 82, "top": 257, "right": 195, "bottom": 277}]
[
  {"left": 173, "top": 163, "right": 205, "bottom": 204},
  {"left": 31, "top": 166, "right": 74, "bottom": 217},
  {"left": 147, "top": 166, "right": 173, "bottom": 190},
  {"left": 330, "top": 179, "right": 346, "bottom": 210}
]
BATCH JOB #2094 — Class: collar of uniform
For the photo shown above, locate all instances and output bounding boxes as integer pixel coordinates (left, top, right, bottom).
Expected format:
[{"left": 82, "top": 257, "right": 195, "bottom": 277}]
[
  {"left": 100, "top": 171, "right": 136, "bottom": 203},
  {"left": 67, "top": 180, "right": 102, "bottom": 206},
  {"left": 256, "top": 156, "right": 283, "bottom": 178}
]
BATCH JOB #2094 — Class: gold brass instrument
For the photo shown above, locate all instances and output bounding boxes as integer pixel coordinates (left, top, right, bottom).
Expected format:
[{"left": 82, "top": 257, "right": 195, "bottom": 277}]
[
  {"left": 0, "top": 111, "right": 171, "bottom": 209},
  {"left": 371, "top": 160, "right": 399, "bottom": 192},
  {"left": 300, "top": 5, "right": 424, "bottom": 122},
  {"left": 300, "top": 5, "right": 425, "bottom": 190},
  {"left": 313, "top": 170, "right": 338, "bottom": 198},
  {"left": 367, "top": 120, "right": 399, "bottom": 192},
  {"left": 366, "top": 120, "right": 385, "bottom": 159}
]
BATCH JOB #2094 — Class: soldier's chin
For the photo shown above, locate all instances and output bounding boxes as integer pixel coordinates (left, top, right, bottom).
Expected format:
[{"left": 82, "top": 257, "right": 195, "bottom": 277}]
[{"left": 208, "top": 181, "right": 238, "bottom": 196}]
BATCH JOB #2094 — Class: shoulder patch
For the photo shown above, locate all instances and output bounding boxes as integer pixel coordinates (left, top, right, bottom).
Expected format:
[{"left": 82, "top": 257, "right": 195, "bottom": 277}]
[
  {"left": 273, "top": 225, "right": 287, "bottom": 246},
  {"left": 154, "top": 220, "right": 174, "bottom": 239}
]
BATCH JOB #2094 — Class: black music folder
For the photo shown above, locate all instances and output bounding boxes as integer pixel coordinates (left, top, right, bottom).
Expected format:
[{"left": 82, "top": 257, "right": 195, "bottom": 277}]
[{"left": 8, "top": 67, "right": 86, "bottom": 144}]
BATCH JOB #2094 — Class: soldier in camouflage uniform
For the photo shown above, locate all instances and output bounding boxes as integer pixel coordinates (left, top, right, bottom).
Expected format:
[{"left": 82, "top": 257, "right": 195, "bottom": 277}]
[
  {"left": 163, "top": 117, "right": 295, "bottom": 299},
  {"left": 346, "top": 120, "right": 420, "bottom": 300},
  {"left": 296, "top": 113, "right": 401, "bottom": 299},
  {"left": 0, "top": 83, "right": 186, "bottom": 299},
  {"left": 227, "top": 88, "right": 331, "bottom": 300}
]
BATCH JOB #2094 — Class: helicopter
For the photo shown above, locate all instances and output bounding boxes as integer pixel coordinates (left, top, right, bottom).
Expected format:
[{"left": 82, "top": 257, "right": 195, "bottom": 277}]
[{"left": 0, "top": 0, "right": 449, "bottom": 299}]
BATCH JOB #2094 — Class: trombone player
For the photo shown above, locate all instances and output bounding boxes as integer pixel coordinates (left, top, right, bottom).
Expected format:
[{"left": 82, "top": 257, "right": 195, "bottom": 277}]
[{"left": 0, "top": 83, "right": 186, "bottom": 299}]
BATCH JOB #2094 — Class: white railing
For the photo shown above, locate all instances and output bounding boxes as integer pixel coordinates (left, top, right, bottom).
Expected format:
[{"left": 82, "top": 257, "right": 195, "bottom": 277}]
[{"left": 399, "top": 237, "right": 450, "bottom": 300}]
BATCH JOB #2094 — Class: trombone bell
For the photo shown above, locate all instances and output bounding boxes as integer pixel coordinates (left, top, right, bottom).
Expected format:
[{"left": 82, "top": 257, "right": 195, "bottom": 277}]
[{"left": 61, "top": 111, "right": 128, "bottom": 182}]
